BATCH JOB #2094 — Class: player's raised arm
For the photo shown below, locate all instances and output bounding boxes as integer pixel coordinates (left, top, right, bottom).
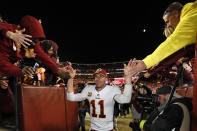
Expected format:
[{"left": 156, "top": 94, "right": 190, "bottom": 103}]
[
  {"left": 114, "top": 59, "right": 135, "bottom": 103},
  {"left": 66, "top": 65, "right": 88, "bottom": 101},
  {"left": 66, "top": 64, "right": 76, "bottom": 93}
]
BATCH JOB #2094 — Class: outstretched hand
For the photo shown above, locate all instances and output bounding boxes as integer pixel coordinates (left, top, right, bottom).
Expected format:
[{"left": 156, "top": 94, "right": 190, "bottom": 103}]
[
  {"left": 57, "top": 67, "right": 70, "bottom": 79},
  {"left": 66, "top": 64, "right": 76, "bottom": 79},
  {"left": 124, "top": 59, "right": 137, "bottom": 78},
  {"left": 124, "top": 59, "right": 146, "bottom": 78},
  {"left": 6, "top": 28, "right": 33, "bottom": 48}
]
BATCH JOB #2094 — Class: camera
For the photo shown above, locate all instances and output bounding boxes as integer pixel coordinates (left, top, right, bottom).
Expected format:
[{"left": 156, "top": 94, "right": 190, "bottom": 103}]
[
  {"left": 136, "top": 94, "right": 159, "bottom": 113},
  {"left": 129, "top": 85, "right": 160, "bottom": 131}
]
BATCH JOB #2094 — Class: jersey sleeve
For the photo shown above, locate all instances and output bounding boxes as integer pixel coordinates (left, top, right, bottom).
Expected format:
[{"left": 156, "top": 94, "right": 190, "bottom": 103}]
[
  {"left": 114, "top": 84, "right": 132, "bottom": 104},
  {"left": 67, "top": 86, "right": 90, "bottom": 101}
]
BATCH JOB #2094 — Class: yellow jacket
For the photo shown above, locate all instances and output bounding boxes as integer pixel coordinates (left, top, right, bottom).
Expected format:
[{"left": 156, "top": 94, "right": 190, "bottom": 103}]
[{"left": 143, "top": 1, "right": 197, "bottom": 69}]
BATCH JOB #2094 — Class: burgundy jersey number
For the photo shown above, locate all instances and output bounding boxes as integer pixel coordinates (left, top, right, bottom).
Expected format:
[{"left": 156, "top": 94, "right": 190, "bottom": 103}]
[{"left": 90, "top": 100, "right": 106, "bottom": 118}]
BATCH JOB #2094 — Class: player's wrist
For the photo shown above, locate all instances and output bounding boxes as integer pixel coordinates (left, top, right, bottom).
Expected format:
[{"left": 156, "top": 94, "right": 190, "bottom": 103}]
[
  {"left": 124, "top": 76, "right": 132, "bottom": 85},
  {"left": 124, "top": 75, "right": 132, "bottom": 79},
  {"left": 67, "top": 91, "right": 74, "bottom": 93},
  {"left": 124, "top": 75, "right": 132, "bottom": 78}
]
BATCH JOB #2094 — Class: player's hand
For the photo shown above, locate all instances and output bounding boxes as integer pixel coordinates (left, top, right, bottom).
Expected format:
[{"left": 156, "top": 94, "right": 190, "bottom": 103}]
[
  {"left": 6, "top": 28, "right": 33, "bottom": 48},
  {"left": 57, "top": 67, "right": 70, "bottom": 79},
  {"left": 124, "top": 58, "right": 137, "bottom": 77},
  {"left": 64, "top": 61, "right": 72, "bottom": 67},
  {"left": 124, "top": 59, "right": 146, "bottom": 77},
  {"left": 67, "top": 65, "right": 76, "bottom": 79}
]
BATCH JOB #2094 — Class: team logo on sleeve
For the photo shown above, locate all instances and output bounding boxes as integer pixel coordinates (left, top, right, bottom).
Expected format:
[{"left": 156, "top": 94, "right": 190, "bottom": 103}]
[{"left": 88, "top": 92, "right": 92, "bottom": 97}]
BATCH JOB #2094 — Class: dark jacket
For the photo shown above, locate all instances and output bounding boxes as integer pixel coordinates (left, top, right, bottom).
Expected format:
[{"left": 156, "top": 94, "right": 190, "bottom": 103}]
[{"left": 144, "top": 97, "right": 192, "bottom": 131}]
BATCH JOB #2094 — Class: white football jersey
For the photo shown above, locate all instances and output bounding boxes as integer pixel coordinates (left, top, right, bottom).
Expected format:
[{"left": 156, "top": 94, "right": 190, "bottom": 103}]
[{"left": 67, "top": 84, "right": 132, "bottom": 131}]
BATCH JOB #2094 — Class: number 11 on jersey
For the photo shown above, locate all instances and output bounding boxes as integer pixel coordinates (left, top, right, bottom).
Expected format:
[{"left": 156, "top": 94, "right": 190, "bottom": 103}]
[{"left": 90, "top": 100, "right": 106, "bottom": 118}]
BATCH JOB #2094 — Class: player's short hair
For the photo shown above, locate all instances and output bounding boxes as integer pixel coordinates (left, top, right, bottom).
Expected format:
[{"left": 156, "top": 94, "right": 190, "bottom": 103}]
[{"left": 163, "top": 2, "right": 183, "bottom": 16}]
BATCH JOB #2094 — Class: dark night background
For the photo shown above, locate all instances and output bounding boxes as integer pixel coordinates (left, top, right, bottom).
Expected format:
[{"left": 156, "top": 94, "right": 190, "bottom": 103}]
[{"left": 0, "top": 0, "right": 194, "bottom": 63}]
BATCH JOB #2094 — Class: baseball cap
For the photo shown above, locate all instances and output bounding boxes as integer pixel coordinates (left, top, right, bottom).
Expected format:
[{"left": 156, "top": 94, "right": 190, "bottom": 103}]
[
  {"left": 93, "top": 68, "right": 107, "bottom": 77},
  {"left": 156, "top": 86, "right": 172, "bottom": 95}
]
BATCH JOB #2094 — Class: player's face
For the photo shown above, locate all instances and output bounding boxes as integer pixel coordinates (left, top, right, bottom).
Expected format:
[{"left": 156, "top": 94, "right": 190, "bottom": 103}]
[{"left": 95, "top": 74, "right": 107, "bottom": 88}]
